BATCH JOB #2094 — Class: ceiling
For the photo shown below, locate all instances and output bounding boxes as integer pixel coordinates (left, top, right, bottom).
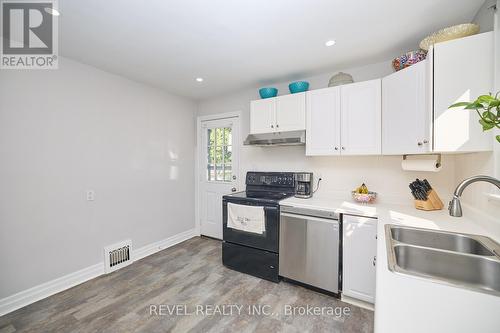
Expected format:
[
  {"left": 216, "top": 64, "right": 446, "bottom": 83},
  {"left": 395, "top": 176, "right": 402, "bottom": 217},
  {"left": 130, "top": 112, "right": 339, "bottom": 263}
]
[{"left": 58, "top": 0, "right": 484, "bottom": 100}]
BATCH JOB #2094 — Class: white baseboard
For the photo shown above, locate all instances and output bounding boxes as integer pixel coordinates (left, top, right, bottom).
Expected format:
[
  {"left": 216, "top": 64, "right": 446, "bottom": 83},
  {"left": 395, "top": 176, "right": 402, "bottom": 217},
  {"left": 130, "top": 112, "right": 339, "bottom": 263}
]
[
  {"left": 0, "top": 228, "right": 197, "bottom": 317},
  {"left": 133, "top": 228, "right": 197, "bottom": 261},
  {"left": 0, "top": 263, "right": 104, "bottom": 317},
  {"left": 341, "top": 294, "right": 375, "bottom": 311}
]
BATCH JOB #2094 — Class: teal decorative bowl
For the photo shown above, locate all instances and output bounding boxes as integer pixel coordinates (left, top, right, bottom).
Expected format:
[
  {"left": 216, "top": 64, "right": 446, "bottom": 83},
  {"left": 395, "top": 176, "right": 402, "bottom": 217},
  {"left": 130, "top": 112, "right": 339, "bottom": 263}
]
[
  {"left": 259, "top": 87, "right": 278, "bottom": 99},
  {"left": 289, "top": 81, "right": 309, "bottom": 94}
]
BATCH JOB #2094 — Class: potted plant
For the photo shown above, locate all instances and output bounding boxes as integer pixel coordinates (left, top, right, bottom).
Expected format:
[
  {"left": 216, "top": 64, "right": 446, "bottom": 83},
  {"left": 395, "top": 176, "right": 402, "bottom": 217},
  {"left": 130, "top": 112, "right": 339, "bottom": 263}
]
[{"left": 449, "top": 92, "right": 500, "bottom": 143}]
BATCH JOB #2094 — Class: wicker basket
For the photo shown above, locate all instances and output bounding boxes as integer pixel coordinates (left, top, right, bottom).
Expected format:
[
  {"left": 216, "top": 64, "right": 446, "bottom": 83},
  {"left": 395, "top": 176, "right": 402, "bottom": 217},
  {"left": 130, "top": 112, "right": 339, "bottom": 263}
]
[{"left": 419, "top": 23, "right": 479, "bottom": 51}]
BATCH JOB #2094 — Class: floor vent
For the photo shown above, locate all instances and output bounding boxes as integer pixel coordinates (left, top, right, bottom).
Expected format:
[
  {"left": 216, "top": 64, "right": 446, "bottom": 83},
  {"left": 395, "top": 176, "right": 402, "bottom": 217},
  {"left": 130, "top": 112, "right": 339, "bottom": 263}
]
[{"left": 104, "top": 240, "right": 133, "bottom": 273}]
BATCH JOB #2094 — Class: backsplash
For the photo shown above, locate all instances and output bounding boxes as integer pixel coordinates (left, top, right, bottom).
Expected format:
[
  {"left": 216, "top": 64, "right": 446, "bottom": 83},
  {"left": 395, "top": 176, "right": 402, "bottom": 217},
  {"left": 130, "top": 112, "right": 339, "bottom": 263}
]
[{"left": 238, "top": 145, "right": 457, "bottom": 205}]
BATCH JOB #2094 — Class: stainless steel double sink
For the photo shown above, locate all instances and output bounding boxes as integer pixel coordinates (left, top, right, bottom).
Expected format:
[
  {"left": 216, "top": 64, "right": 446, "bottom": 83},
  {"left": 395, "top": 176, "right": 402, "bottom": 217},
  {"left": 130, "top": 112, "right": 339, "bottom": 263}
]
[{"left": 386, "top": 225, "right": 500, "bottom": 297}]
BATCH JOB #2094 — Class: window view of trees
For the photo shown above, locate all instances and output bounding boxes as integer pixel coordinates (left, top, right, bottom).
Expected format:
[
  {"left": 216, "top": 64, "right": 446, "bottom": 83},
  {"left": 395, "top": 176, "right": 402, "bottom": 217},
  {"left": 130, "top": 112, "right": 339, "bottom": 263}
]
[{"left": 207, "top": 127, "right": 232, "bottom": 181}]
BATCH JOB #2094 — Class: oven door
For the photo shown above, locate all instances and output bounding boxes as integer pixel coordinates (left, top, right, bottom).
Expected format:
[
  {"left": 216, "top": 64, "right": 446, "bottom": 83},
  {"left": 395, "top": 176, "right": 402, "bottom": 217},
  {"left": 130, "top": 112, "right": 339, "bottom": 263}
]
[{"left": 223, "top": 199, "right": 279, "bottom": 253}]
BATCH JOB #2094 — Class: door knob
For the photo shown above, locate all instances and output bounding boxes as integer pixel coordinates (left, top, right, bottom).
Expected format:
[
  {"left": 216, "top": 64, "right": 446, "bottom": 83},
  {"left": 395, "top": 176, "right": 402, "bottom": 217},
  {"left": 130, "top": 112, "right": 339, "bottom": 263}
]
[{"left": 231, "top": 187, "right": 237, "bottom": 192}]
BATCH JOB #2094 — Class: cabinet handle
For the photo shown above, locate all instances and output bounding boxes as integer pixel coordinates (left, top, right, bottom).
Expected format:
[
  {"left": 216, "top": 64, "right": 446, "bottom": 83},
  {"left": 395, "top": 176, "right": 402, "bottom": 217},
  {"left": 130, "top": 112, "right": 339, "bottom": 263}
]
[
  {"left": 417, "top": 142, "right": 423, "bottom": 146},
  {"left": 276, "top": 124, "right": 279, "bottom": 128},
  {"left": 423, "top": 139, "right": 429, "bottom": 144},
  {"left": 341, "top": 147, "right": 345, "bottom": 150},
  {"left": 271, "top": 125, "right": 274, "bottom": 128},
  {"left": 334, "top": 147, "right": 338, "bottom": 151},
  {"left": 373, "top": 256, "right": 377, "bottom": 266}
]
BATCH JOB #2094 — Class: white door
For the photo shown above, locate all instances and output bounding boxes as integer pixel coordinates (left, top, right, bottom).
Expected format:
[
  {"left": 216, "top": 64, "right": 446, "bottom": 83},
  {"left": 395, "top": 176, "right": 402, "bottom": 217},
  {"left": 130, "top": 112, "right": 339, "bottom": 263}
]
[
  {"left": 250, "top": 98, "right": 276, "bottom": 134},
  {"left": 306, "top": 87, "right": 341, "bottom": 156},
  {"left": 275, "top": 92, "right": 306, "bottom": 132},
  {"left": 382, "top": 61, "right": 431, "bottom": 154},
  {"left": 340, "top": 79, "right": 382, "bottom": 155},
  {"left": 342, "top": 215, "right": 377, "bottom": 303},
  {"left": 199, "top": 117, "right": 239, "bottom": 239}
]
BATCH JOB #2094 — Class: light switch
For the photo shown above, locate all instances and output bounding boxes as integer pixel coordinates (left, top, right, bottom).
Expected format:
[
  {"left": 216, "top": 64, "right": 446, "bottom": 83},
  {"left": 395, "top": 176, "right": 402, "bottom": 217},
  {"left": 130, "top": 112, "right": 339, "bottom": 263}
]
[{"left": 86, "top": 190, "right": 95, "bottom": 201}]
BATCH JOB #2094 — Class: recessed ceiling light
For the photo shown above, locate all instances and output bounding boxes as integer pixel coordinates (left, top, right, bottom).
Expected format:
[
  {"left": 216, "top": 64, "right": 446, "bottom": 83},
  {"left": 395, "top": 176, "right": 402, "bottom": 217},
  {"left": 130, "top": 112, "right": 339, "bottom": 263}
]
[
  {"left": 196, "top": 77, "right": 204, "bottom": 82},
  {"left": 325, "top": 40, "right": 336, "bottom": 47},
  {"left": 44, "top": 7, "right": 60, "bottom": 16}
]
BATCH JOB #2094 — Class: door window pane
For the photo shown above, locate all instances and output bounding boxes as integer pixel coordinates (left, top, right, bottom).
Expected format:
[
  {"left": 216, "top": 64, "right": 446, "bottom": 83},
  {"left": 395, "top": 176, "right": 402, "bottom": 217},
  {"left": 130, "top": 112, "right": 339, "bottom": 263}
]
[
  {"left": 224, "top": 165, "right": 232, "bottom": 181},
  {"left": 224, "top": 146, "right": 232, "bottom": 163},
  {"left": 224, "top": 127, "right": 232, "bottom": 145},
  {"left": 206, "top": 126, "right": 233, "bottom": 182}
]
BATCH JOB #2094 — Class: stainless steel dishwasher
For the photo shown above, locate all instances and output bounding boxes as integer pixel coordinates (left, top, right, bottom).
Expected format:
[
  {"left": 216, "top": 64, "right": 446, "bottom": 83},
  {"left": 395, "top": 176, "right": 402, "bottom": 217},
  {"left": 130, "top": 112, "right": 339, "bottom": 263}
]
[{"left": 279, "top": 205, "right": 340, "bottom": 294}]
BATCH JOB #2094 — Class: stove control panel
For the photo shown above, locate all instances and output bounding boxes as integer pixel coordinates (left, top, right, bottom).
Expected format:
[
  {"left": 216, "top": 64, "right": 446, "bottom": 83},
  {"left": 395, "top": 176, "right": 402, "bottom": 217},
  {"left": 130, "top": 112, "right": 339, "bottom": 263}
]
[{"left": 246, "top": 172, "right": 295, "bottom": 187}]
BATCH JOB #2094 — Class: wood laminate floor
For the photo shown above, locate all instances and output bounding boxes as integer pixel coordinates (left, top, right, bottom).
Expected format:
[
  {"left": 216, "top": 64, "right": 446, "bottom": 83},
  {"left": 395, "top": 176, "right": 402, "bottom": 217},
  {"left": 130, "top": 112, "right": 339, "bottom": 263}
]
[{"left": 0, "top": 237, "right": 374, "bottom": 333}]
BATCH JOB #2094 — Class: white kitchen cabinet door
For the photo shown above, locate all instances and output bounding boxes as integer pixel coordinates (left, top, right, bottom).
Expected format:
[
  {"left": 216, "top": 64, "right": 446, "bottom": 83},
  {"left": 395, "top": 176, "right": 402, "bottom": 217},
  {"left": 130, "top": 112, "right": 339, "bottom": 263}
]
[
  {"left": 433, "top": 32, "right": 493, "bottom": 152},
  {"left": 382, "top": 61, "right": 431, "bottom": 154},
  {"left": 276, "top": 92, "right": 306, "bottom": 132},
  {"left": 342, "top": 214, "right": 377, "bottom": 303},
  {"left": 250, "top": 98, "right": 276, "bottom": 134},
  {"left": 306, "top": 87, "right": 341, "bottom": 156},
  {"left": 340, "top": 79, "right": 382, "bottom": 155}
]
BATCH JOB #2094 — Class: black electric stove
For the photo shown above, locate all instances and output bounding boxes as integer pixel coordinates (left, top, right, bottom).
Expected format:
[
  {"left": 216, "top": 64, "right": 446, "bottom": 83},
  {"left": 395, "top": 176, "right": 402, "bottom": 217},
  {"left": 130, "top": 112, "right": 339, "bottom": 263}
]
[
  {"left": 222, "top": 172, "right": 296, "bottom": 282},
  {"left": 223, "top": 190, "right": 293, "bottom": 204}
]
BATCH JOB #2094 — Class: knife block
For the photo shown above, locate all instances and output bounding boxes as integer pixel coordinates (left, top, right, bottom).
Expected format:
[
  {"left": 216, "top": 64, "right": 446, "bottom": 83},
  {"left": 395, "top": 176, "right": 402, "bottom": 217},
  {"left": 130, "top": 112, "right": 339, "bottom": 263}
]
[{"left": 414, "top": 189, "right": 444, "bottom": 211}]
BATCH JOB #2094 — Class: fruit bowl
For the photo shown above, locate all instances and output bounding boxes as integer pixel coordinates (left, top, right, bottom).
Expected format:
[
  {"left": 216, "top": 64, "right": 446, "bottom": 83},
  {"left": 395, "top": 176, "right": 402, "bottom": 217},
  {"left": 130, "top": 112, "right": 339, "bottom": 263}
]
[{"left": 351, "top": 191, "right": 377, "bottom": 204}]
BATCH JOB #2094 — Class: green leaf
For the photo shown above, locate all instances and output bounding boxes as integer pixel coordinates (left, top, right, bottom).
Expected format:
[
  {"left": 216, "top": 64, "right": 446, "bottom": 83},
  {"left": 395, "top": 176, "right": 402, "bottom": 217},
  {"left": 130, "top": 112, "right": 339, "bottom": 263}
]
[
  {"left": 479, "top": 119, "right": 495, "bottom": 131},
  {"left": 449, "top": 102, "right": 470, "bottom": 108},
  {"left": 496, "top": 135, "right": 500, "bottom": 144},
  {"left": 465, "top": 102, "right": 484, "bottom": 110},
  {"left": 490, "top": 100, "right": 500, "bottom": 107},
  {"left": 482, "top": 111, "right": 497, "bottom": 121},
  {"left": 477, "top": 95, "right": 495, "bottom": 103}
]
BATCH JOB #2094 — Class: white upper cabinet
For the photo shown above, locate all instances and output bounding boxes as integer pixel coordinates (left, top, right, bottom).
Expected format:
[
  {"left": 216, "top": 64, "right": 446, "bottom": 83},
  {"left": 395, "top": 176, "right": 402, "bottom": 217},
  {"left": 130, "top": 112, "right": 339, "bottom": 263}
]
[
  {"left": 382, "top": 60, "right": 431, "bottom": 154},
  {"left": 306, "top": 87, "right": 341, "bottom": 156},
  {"left": 276, "top": 92, "right": 306, "bottom": 132},
  {"left": 250, "top": 93, "right": 305, "bottom": 134},
  {"left": 341, "top": 79, "right": 382, "bottom": 155},
  {"left": 306, "top": 79, "right": 381, "bottom": 156},
  {"left": 250, "top": 98, "right": 276, "bottom": 134},
  {"left": 253, "top": 33, "right": 494, "bottom": 155},
  {"left": 432, "top": 32, "right": 493, "bottom": 152}
]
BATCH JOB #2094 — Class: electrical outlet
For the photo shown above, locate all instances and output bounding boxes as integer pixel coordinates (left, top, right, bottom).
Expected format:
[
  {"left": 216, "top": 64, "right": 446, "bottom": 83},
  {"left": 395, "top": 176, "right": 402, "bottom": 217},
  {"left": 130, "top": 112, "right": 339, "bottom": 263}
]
[{"left": 86, "top": 190, "right": 95, "bottom": 201}]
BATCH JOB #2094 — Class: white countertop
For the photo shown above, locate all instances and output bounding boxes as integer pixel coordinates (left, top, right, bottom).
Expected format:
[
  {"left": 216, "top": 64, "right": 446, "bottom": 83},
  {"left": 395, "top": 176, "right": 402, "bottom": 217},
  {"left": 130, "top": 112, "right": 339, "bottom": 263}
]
[{"left": 280, "top": 195, "right": 500, "bottom": 333}]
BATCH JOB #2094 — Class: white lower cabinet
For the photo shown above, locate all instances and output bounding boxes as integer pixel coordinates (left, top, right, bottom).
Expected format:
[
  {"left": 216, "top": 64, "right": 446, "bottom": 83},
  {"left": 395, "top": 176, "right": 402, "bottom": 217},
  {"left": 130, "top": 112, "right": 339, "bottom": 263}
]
[{"left": 342, "top": 214, "right": 377, "bottom": 303}]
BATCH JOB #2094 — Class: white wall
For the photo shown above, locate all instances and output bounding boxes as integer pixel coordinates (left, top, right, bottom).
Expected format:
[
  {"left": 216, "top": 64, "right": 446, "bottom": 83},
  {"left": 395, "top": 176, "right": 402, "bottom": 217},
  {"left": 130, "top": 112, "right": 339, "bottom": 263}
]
[
  {"left": 473, "top": 0, "right": 496, "bottom": 32},
  {"left": 0, "top": 57, "right": 197, "bottom": 298},
  {"left": 197, "top": 61, "right": 458, "bottom": 205},
  {"left": 454, "top": 0, "right": 500, "bottom": 222}
]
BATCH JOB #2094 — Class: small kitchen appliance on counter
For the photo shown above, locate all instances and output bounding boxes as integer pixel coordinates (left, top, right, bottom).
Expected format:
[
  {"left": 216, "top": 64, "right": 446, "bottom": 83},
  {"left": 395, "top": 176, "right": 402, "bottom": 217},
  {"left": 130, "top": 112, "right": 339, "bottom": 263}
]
[{"left": 295, "top": 172, "right": 313, "bottom": 198}]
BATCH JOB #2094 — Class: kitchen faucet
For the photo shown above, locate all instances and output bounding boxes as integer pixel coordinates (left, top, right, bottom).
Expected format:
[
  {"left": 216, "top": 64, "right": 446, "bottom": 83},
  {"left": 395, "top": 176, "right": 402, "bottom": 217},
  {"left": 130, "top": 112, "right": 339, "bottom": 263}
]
[{"left": 448, "top": 175, "right": 500, "bottom": 217}]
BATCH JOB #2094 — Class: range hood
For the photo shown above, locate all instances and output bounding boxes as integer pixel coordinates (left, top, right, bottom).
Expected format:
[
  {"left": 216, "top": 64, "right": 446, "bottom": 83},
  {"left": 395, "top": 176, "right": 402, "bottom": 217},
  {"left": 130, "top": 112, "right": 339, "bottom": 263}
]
[{"left": 243, "top": 130, "right": 305, "bottom": 146}]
